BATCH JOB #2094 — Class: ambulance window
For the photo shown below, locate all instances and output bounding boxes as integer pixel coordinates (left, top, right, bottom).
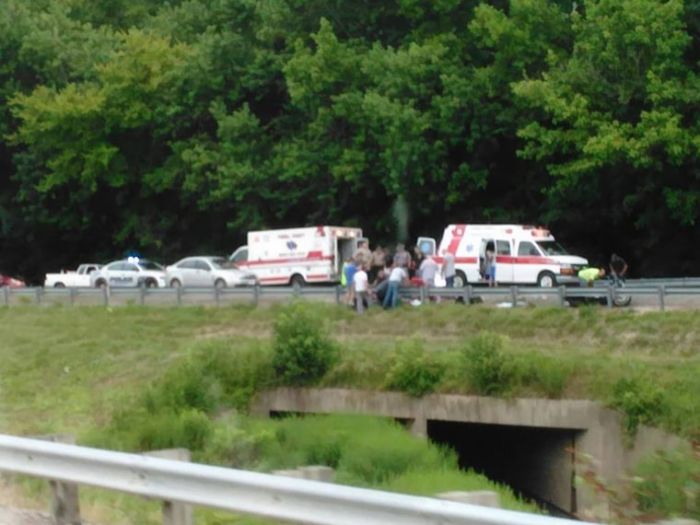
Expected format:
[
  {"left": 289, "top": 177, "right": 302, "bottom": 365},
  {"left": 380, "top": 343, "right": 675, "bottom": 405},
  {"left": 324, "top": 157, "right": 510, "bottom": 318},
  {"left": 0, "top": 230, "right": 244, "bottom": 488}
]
[
  {"left": 496, "top": 240, "right": 511, "bottom": 255},
  {"left": 518, "top": 241, "right": 540, "bottom": 257},
  {"left": 231, "top": 248, "right": 248, "bottom": 263}
]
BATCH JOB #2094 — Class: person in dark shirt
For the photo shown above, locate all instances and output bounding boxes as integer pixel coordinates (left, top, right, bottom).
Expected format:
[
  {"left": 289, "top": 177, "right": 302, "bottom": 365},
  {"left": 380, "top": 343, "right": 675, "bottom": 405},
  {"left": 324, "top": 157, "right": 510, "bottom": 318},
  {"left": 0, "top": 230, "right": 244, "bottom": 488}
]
[{"left": 609, "top": 254, "right": 628, "bottom": 285}]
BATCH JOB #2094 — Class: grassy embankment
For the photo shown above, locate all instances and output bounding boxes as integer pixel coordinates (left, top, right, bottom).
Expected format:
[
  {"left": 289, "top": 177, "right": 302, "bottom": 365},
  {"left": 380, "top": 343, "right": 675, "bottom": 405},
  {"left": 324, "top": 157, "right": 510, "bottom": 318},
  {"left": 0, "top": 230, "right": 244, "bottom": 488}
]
[{"left": 0, "top": 303, "right": 698, "bottom": 523}]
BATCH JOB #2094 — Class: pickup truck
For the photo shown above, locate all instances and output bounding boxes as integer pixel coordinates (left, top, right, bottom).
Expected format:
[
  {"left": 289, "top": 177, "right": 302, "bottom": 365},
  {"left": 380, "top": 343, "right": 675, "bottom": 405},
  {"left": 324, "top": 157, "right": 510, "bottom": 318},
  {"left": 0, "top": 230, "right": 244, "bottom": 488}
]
[{"left": 44, "top": 264, "right": 102, "bottom": 288}]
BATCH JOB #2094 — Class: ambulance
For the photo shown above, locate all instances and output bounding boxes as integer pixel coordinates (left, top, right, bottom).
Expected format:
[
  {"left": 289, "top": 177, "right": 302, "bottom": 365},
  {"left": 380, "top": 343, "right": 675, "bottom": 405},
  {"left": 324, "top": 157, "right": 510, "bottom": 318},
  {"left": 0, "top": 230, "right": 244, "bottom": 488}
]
[
  {"left": 417, "top": 224, "right": 588, "bottom": 287},
  {"left": 229, "top": 226, "right": 365, "bottom": 286}
]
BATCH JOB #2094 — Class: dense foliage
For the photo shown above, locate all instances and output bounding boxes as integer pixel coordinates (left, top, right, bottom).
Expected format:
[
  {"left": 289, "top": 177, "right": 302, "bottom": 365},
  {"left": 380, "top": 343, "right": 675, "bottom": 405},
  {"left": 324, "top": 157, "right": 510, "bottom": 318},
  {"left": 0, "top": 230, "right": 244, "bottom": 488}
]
[{"left": 1, "top": 0, "right": 699, "bottom": 281}]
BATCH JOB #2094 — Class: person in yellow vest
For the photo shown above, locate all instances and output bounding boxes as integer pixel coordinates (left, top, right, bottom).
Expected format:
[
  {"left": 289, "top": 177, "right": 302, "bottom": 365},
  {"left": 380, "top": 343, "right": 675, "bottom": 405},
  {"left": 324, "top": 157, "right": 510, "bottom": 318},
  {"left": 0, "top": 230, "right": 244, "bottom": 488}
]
[{"left": 578, "top": 267, "right": 606, "bottom": 287}]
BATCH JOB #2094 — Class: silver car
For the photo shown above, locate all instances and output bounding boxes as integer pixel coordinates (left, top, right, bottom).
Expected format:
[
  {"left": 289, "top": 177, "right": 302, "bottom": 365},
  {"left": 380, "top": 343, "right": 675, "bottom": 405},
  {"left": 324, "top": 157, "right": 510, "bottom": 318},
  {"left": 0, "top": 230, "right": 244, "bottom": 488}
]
[
  {"left": 91, "top": 259, "right": 166, "bottom": 288},
  {"left": 166, "top": 256, "right": 258, "bottom": 288}
]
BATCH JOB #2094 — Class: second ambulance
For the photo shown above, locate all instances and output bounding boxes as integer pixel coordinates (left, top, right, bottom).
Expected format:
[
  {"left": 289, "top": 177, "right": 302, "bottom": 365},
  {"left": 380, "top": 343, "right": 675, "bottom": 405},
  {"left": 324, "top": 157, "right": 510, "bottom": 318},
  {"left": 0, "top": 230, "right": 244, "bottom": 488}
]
[{"left": 418, "top": 224, "right": 588, "bottom": 287}]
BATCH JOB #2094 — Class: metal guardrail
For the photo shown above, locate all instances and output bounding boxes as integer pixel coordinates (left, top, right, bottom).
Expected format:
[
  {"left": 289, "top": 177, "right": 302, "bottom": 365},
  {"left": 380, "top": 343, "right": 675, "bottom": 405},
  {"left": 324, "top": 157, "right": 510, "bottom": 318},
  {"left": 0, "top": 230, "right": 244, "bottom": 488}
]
[
  {"left": 0, "top": 434, "right": 585, "bottom": 525},
  {"left": 2, "top": 282, "right": 700, "bottom": 311}
]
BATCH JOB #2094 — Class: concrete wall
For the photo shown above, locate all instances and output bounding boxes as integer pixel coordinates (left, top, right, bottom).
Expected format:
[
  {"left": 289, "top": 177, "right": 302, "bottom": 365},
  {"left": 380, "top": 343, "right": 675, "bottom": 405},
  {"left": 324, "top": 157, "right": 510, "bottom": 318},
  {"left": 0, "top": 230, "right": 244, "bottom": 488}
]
[{"left": 252, "top": 388, "right": 687, "bottom": 518}]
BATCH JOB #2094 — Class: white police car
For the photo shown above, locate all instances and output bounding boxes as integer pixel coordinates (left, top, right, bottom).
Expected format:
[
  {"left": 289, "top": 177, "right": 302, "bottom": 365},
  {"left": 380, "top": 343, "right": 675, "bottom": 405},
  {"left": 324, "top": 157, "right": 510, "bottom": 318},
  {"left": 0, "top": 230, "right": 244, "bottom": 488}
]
[{"left": 90, "top": 258, "right": 166, "bottom": 288}]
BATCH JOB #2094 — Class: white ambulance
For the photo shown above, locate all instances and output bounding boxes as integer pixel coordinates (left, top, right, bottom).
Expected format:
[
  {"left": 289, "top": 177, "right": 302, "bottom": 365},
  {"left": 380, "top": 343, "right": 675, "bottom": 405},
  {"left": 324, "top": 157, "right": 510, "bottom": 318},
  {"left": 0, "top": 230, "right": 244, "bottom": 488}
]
[
  {"left": 229, "top": 226, "right": 365, "bottom": 286},
  {"left": 417, "top": 224, "right": 588, "bottom": 287}
]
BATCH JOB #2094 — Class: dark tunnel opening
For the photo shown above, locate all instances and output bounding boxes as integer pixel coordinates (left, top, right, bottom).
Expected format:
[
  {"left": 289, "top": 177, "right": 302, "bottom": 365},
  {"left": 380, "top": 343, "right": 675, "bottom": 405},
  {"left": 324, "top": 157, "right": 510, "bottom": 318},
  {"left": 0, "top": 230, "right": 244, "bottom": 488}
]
[{"left": 428, "top": 420, "right": 582, "bottom": 516}]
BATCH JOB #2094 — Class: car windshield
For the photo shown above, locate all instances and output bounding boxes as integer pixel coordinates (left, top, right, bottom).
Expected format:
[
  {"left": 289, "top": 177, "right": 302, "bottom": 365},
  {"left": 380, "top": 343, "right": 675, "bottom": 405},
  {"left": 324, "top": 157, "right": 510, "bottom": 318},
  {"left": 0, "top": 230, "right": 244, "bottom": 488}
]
[
  {"left": 208, "top": 257, "right": 228, "bottom": 269},
  {"left": 138, "top": 260, "right": 163, "bottom": 271},
  {"left": 536, "top": 241, "right": 569, "bottom": 256}
]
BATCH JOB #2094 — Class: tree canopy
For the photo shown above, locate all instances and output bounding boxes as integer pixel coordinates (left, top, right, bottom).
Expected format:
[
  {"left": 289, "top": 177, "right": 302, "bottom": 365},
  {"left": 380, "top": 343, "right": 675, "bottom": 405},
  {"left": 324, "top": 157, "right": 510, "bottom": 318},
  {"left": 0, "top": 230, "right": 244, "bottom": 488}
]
[{"left": 1, "top": 0, "right": 698, "bottom": 281}]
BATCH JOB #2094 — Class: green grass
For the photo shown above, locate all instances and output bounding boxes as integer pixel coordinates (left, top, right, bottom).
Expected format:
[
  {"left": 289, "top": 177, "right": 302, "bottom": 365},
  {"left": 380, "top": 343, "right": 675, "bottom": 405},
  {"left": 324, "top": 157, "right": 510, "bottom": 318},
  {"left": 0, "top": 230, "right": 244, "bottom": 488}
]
[{"left": 0, "top": 303, "right": 698, "bottom": 522}]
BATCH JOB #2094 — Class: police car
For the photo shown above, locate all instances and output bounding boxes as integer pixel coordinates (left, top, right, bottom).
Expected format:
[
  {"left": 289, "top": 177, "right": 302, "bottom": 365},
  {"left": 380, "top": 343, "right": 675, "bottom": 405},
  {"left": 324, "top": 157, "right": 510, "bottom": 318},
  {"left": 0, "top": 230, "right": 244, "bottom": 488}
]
[{"left": 90, "top": 258, "right": 166, "bottom": 288}]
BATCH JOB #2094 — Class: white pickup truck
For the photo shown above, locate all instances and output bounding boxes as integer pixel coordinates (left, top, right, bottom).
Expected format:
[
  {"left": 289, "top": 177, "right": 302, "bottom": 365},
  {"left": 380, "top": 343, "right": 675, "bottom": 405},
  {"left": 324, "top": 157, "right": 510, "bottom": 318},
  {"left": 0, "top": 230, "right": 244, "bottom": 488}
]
[{"left": 44, "top": 264, "right": 102, "bottom": 288}]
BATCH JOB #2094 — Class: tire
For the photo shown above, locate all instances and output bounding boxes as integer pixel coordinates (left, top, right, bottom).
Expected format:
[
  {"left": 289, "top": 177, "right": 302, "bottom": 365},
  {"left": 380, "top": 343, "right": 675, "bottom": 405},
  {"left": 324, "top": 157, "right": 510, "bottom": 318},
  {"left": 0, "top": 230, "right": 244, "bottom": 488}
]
[
  {"left": 54, "top": 283, "right": 66, "bottom": 288},
  {"left": 537, "top": 271, "right": 557, "bottom": 288},
  {"left": 170, "top": 279, "right": 181, "bottom": 288},
  {"left": 95, "top": 279, "right": 107, "bottom": 289},
  {"left": 214, "top": 278, "right": 227, "bottom": 289},
  {"left": 145, "top": 279, "right": 157, "bottom": 288},
  {"left": 453, "top": 270, "right": 467, "bottom": 288},
  {"left": 290, "top": 274, "right": 305, "bottom": 288}
]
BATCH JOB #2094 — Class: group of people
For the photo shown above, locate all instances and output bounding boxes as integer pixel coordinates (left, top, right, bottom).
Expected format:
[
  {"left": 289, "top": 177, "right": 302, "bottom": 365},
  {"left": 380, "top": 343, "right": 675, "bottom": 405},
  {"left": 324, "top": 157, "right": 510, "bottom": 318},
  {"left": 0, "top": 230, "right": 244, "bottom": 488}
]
[
  {"left": 341, "top": 241, "right": 457, "bottom": 313},
  {"left": 578, "top": 253, "right": 629, "bottom": 286}
]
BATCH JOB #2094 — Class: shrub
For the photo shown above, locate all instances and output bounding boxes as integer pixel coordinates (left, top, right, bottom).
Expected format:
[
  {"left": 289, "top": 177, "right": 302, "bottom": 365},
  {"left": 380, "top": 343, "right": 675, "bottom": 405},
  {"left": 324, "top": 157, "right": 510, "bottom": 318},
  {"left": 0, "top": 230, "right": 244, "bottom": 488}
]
[
  {"left": 272, "top": 302, "right": 339, "bottom": 385},
  {"left": 610, "top": 376, "right": 667, "bottom": 436},
  {"left": 634, "top": 445, "right": 700, "bottom": 520},
  {"left": 384, "top": 339, "right": 445, "bottom": 397},
  {"left": 514, "top": 354, "right": 571, "bottom": 398},
  {"left": 463, "top": 332, "right": 513, "bottom": 396}
]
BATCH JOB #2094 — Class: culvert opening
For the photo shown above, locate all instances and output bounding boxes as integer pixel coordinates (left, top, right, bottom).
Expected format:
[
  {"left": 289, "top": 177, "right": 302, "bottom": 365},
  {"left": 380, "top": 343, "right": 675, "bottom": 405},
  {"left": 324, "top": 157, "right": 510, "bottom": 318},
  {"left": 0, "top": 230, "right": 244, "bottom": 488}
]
[{"left": 427, "top": 420, "right": 582, "bottom": 516}]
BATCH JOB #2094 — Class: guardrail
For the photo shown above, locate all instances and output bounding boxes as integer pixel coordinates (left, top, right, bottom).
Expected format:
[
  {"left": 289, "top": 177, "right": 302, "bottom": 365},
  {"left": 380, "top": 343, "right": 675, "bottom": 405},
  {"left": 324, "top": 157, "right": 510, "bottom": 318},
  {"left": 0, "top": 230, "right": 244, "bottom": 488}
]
[
  {"left": 0, "top": 434, "right": 586, "bottom": 525},
  {"left": 2, "top": 282, "right": 699, "bottom": 311}
]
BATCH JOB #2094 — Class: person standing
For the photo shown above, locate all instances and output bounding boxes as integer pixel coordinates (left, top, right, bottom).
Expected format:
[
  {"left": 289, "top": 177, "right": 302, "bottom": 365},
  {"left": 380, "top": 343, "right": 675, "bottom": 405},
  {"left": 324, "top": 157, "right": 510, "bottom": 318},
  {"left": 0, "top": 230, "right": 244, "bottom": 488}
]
[
  {"left": 353, "top": 265, "right": 369, "bottom": 314},
  {"left": 609, "top": 253, "right": 628, "bottom": 285},
  {"left": 383, "top": 264, "right": 407, "bottom": 309},
  {"left": 484, "top": 243, "right": 496, "bottom": 287},
  {"left": 370, "top": 245, "right": 385, "bottom": 282},
  {"left": 441, "top": 250, "right": 456, "bottom": 288},
  {"left": 419, "top": 255, "right": 439, "bottom": 302},
  {"left": 419, "top": 256, "right": 438, "bottom": 288},
  {"left": 354, "top": 241, "right": 372, "bottom": 269},
  {"left": 343, "top": 258, "right": 357, "bottom": 306},
  {"left": 393, "top": 243, "right": 410, "bottom": 268}
]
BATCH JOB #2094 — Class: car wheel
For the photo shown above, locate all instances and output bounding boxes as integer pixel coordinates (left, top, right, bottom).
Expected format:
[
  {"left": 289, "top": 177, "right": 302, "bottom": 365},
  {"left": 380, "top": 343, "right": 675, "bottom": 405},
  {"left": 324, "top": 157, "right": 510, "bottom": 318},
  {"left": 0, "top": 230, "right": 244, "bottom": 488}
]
[
  {"left": 145, "top": 279, "right": 157, "bottom": 288},
  {"left": 54, "top": 283, "right": 66, "bottom": 288},
  {"left": 537, "top": 271, "right": 557, "bottom": 288},
  {"left": 453, "top": 270, "right": 467, "bottom": 288},
  {"left": 95, "top": 279, "right": 107, "bottom": 289},
  {"left": 214, "top": 278, "right": 227, "bottom": 289},
  {"left": 170, "top": 279, "right": 181, "bottom": 288},
  {"left": 290, "top": 274, "right": 305, "bottom": 288}
]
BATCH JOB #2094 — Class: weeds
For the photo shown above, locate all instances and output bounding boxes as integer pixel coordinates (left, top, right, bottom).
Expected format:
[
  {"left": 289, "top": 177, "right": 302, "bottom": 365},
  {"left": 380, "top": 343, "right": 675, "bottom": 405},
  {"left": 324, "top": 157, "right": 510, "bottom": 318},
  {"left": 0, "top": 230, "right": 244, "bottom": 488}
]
[
  {"left": 384, "top": 338, "right": 445, "bottom": 397},
  {"left": 272, "top": 302, "right": 339, "bottom": 386},
  {"left": 463, "top": 332, "right": 514, "bottom": 396}
]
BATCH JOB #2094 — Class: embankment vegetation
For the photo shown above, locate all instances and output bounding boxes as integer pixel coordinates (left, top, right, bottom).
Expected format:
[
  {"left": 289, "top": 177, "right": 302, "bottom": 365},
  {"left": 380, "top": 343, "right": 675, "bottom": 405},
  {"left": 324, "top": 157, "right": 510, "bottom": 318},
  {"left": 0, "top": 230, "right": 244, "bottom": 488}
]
[{"left": 0, "top": 303, "right": 698, "bottom": 522}]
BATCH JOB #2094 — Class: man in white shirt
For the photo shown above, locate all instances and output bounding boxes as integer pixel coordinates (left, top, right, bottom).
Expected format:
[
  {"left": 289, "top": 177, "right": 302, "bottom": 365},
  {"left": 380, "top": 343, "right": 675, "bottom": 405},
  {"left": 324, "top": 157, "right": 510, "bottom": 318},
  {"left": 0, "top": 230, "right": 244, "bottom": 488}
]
[
  {"left": 353, "top": 266, "right": 369, "bottom": 314},
  {"left": 383, "top": 264, "right": 407, "bottom": 309}
]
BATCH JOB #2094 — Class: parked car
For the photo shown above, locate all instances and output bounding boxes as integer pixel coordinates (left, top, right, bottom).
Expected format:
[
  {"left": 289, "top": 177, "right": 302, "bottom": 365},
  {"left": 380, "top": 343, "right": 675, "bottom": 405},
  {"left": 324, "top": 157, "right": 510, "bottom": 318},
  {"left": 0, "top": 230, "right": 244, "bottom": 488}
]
[
  {"left": 90, "top": 259, "right": 166, "bottom": 288},
  {"left": 44, "top": 264, "right": 101, "bottom": 288},
  {"left": 166, "top": 256, "right": 258, "bottom": 288},
  {"left": 0, "top": 273, "right": 25, "bottom": 288}
]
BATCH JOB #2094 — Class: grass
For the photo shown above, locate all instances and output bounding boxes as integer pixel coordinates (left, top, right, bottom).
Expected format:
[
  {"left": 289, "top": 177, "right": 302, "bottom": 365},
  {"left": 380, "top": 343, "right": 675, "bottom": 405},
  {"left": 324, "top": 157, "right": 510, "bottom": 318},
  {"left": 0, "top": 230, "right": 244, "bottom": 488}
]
[{"left": 0, "top": 302, "right": 698, "bottom": 522}]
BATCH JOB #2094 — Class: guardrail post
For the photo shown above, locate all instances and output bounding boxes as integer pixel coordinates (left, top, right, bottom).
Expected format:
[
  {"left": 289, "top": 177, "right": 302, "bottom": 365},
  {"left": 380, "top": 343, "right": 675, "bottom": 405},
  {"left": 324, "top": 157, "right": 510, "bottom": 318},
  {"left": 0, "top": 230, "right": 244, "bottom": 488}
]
[
  {"left": 140, "top": 285, "right": 146, "bottom": 306},
  {"left": 253, "top": 284, "right": 260, "bottom": 307},
  {"left": 658, "top": 285, "right": 666, "bottom": 312},
  {"left": 34, "top": 434, "right": 81, "bottom": 525},
  {"left": 335, "top": 286, "right": 341, "bottom": 305},
  {"left": 3, "top": 286, "right": 9, "bottom": 306},
  {"left": 69, "top": 288, "right": 76, "bottom": 307},
  {"left": 145, "top": 449, "right": 193, "bottom": 525},
  {"left": 465, "top": 285, "right": 473, "bottom": 305},
  {"left": 35, "top": 287, "right": 42, "bottom": 306},
  {"left": 176, "top": 286, "right": 182, "bottom": 306},
  {"left": 558, "top": 286, "right": 566, "bottom": 307},
  {"left": 214, "top": 287, "right": 220, "bottom": 307},
  {"left": 606, "top": 284, "right": 613, "bottom": 309},
  {"left": 510, "top": 286, "right": 518, "bottom": 307},
  {"left": 419, "top": 286, "right": 427, "bottom": 304}
]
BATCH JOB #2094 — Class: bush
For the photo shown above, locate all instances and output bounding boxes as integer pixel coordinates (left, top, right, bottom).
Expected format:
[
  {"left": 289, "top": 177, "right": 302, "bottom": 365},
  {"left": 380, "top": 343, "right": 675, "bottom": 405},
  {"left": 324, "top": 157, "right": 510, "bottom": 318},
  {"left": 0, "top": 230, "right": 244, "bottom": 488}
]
[
  {"left": 384, "top": 339, "right": 445, "bottom": 397},
  {"left": 463, "top": 332, "right": 514, "bottom": 396},
  {"left": 610, "top": 376, "right": 667, "bottom": 436},
  {"left": 272, "top": 302, "right": 339, "bottom": 385},
  {"left": 514, "top": 354, "right": 571, "bottom": 398},
  {"left": 634, "top": 445, "right": 700, "bottom": 520}
]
